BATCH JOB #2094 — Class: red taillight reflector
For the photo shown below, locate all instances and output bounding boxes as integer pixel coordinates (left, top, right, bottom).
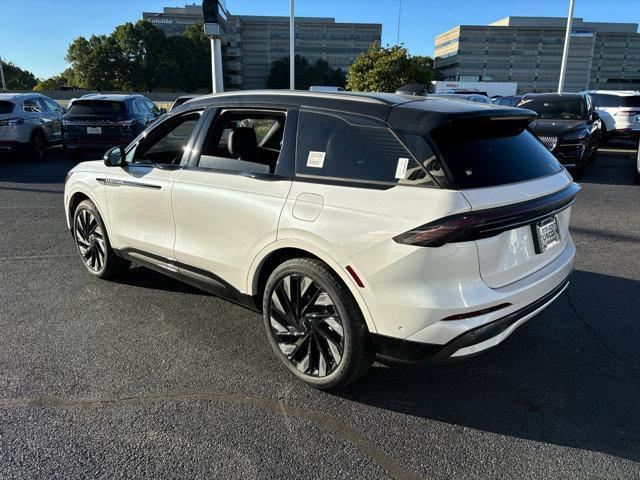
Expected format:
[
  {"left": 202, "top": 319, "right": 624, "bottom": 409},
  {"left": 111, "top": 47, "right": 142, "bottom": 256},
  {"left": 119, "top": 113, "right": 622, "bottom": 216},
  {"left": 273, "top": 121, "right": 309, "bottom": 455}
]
[
  {"left": 442, "top": 303, "right": 512, "bottom": 321},
  {"left": 345, "top": 265, "right": 365, "bottom": 288}
]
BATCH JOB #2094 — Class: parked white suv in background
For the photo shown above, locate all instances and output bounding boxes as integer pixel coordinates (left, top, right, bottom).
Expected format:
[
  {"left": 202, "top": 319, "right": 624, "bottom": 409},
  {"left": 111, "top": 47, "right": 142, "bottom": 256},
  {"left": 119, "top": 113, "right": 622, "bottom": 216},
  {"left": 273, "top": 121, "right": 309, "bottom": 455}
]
[
  {"left": 64, "top": 91, "right": 577, "bottom": 389},
  {"left": 0, "top": 93, "right": 65, "bottom": 161},
  {"left": 583, "top": 90, "right": 640, "bottom": 140}
]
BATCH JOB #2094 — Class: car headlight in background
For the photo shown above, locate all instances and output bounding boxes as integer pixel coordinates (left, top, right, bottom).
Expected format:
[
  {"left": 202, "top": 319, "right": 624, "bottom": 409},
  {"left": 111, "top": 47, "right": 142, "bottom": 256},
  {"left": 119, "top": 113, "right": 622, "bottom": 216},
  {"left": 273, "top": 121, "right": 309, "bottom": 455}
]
[{"left": 563, "top": 129, "right": 590, "bottom": 141}]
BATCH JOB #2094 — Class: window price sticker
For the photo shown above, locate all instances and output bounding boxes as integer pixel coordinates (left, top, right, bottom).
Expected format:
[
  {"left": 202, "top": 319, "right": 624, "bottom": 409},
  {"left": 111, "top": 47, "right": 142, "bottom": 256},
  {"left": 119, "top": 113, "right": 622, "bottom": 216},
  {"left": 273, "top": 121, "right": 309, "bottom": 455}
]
[
  {"left": 395, "top": 157, "right": 409, "bottom": 179},
  {"left": 307, "top": 151, "right": 326, "bottom": 168}
]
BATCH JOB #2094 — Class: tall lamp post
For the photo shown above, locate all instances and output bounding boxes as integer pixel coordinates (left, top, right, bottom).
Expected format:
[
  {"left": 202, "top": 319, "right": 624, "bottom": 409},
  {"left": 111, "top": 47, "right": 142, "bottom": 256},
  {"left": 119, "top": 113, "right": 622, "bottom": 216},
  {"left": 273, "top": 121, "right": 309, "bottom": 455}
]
[
  {"left": 0, "top": 54, "right": 7, "bottom": 91},
  {"left": 290, "top": 0, "right": 295, "bottom": 90},
  {"left": 558, "top": 0, "right": 576, "bottom": 93},
  {"left": 203, "top": 0, "right": 226, "bottom": 94}
]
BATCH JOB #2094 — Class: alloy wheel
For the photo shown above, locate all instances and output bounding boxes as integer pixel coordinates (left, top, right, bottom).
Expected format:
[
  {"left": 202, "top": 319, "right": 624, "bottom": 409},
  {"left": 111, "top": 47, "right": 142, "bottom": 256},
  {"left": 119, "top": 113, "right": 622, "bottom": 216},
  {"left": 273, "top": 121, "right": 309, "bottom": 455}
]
[
  {"left": 74, "top": 209, "right": 106, "bottom": 272},
  {"left": 269, "top": 274, "right": 344, "bottom": 377}
]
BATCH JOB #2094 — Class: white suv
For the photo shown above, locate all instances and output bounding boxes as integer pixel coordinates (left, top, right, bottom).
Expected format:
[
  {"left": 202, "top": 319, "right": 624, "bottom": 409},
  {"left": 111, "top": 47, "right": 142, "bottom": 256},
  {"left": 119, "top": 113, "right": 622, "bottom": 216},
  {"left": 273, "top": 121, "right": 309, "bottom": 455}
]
[
  {"left": 64, "top": 91, "right": 577, "bottom": 389},
  {"left": 0, "top": 93, "right": 65, "bottom": 161},
  {"left": 583, "top": 90, "right": 640, "bottom": 139}
]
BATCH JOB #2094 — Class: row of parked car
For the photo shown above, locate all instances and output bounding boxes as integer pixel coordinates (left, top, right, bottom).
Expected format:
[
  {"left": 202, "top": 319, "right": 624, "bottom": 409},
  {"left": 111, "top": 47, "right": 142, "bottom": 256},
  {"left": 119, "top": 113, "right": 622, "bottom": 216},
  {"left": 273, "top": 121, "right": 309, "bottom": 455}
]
[
  {"left": 396, "top": 85, "right": 640, "bottom": 179},
  {"left": 0, "top": 92, "right": 166, "bottom": 162}
]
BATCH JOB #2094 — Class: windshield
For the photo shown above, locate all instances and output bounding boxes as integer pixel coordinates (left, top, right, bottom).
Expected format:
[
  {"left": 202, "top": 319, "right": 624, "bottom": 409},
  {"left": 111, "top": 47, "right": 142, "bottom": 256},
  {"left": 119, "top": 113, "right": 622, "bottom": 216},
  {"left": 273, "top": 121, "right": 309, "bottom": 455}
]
[
  {"left": 621, "top": 96, "right": 640, "bottom": 108},
  {"left": 0, "top": 101, "right": 15, "bottom": 114},
  {"left": 67, "top": 100, "right": 126, "bottom": 117},
  {"left": 517, "top": 97, "right": 587, "bottom": 120}
]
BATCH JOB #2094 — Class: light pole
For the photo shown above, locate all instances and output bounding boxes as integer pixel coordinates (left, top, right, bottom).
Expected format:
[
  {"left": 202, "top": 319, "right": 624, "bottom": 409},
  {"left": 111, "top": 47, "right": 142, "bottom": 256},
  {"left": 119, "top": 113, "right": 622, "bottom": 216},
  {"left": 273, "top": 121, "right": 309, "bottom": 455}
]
[
  {"left": 558, "top": 0, "right": 576, "bottom": 93},
  {"left": 0, "top": 54, "right": 7, "bottom": 91},
  {"left": 203, "top": 0, "right": 225, "bottom": 94},
  {"left": 290, "top": 0, "right": 295, "bottom": 90},
  {"left": 396, "top": 0, "right": 402, "bottom": 45}
]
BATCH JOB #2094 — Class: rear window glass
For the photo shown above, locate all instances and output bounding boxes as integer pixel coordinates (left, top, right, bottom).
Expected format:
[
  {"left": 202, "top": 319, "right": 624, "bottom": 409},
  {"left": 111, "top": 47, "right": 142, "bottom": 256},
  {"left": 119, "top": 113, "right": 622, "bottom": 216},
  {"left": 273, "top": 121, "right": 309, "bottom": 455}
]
[
  {"left": 68, "top": 100, "right": 126, "bottom": 116},
  {"left": 296, "top": 110, "right": 433, "bottom": 187},
  {"left": 0, "top": 101, "right": 14, "bottom": 114},
  {"left": 621, "top": 96, "right": 640, "bottom": 108},
  {"left": 428, "top": 120, "right": 562, "bottom": 189}
]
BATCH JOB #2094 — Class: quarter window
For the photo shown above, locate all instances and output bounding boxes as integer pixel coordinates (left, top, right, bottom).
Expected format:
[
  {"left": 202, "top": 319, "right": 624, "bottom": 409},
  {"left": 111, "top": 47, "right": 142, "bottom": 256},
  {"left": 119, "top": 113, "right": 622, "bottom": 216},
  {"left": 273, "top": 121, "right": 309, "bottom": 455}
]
[{"left": 295, "top": 110, "right": 433, "bottom": 187}]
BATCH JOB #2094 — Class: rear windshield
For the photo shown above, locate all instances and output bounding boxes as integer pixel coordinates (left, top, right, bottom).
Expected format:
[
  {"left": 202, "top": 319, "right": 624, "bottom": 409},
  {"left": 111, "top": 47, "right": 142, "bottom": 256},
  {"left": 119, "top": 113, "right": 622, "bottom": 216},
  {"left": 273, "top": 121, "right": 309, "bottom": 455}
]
[
  {"left": 427, "top": 120, "right": 562, "bottom": 189},
  {"left": 621, "top": 96, "right": 640, "bottom": 108},
  {"left": 67, "top": 100, "right": 126, "bottom": 116},
  {"left": 0, "top": 101, "right": 14, "bottom": 114},
  {"left": 516, "top": 97, "right": 587, "bottom": 120}
]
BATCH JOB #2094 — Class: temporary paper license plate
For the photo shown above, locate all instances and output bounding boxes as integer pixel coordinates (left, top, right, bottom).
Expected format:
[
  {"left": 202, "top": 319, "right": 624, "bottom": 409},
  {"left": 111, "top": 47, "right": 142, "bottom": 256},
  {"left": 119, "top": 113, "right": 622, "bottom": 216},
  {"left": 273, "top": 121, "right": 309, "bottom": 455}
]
[
  {"left": 87, "top": 127, "right": 102, "bottom": 135},
  {"left": 533, "top": 216, "right": 561, "bottom": 254}
]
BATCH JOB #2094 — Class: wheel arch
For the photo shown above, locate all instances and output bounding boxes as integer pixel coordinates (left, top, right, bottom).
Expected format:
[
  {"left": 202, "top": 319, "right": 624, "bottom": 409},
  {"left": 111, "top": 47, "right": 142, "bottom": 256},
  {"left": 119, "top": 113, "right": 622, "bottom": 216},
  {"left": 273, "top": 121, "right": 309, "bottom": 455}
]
[{"left": 248, "top": 240, "right": 378, "bottom": 334}]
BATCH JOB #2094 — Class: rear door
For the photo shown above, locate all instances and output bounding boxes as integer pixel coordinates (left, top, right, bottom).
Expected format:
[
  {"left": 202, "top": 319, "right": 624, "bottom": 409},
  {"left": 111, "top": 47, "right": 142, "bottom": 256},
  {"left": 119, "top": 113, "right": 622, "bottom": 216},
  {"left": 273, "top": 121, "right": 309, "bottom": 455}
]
[
  {"left": 41, "top": 97, "right": 64, "bottom": 142},
  {"left": 171, "top": 106, "right": 296, "bottom": 293}
]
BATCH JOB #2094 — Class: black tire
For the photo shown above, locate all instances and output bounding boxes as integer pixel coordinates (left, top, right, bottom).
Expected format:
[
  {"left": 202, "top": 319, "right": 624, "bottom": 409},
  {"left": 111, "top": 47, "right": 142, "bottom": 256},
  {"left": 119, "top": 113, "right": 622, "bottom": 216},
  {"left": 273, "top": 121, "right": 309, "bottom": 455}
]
[
  {"left": 262, "top": 258, "right": 374, "bottom": 390},
  {"left": 572, "top": 158, "right": 585, "bottom": 180},
  {"left": 28, "top": 130, "right": 47, "bottom": 162},
  {"left": 73, "top": 200, "right": 130, "bottom": 279}
]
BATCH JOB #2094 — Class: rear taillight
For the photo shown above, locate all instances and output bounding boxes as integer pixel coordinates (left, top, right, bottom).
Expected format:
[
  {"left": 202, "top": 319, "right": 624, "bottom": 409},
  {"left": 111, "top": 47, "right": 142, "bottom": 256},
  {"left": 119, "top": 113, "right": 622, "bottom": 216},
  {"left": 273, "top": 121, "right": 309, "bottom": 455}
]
[
  {"left": 394, "top": 215, "right": 483, "bottom": 247},
  {"left": 0, "top": 117, "right": 24, "bottom": 126},
  {"left": 393, "top": 183, "right": 580, "bottom": 248}
]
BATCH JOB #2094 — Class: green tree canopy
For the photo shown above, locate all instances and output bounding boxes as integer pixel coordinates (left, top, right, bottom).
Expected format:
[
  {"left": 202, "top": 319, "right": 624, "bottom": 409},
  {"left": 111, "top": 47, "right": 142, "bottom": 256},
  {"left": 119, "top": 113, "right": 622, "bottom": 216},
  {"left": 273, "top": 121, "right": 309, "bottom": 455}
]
[
  {"left": 64, "top": 20, "right": 212, "bottom": 92},
  {"left": 1, "top": 61, "right": 37, "bottom": 90},
  {"left": 346, "top": 44, "right": 436, "bottom": 93},
  {"left": 34, "top": 68, "right": 76, "bottom": 91},
  {"left": 266, "top": 55, "right": 346, "bottom": 90}
]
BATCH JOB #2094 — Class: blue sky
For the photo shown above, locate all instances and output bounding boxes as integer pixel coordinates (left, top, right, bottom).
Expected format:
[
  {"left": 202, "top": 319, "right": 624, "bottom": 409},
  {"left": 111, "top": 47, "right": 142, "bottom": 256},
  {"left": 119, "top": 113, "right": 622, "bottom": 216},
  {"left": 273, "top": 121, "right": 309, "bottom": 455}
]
[{"left": 1, "top": 0, "right": 638, "bottom": 79}]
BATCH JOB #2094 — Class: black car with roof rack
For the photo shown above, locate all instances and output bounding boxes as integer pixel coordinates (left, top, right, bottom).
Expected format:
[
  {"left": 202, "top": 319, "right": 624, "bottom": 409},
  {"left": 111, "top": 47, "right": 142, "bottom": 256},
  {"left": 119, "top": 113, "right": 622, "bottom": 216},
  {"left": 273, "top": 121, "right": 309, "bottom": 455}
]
[{"left": 62, "top": 94, "right": 166, "bottom": 160}]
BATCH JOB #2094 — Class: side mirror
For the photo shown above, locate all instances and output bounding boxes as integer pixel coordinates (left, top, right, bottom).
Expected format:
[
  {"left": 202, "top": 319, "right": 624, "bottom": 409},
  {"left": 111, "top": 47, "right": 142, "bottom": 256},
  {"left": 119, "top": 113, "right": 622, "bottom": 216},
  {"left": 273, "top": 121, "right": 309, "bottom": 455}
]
[{"left": 104, "top": 146, "right": 127, "bottom": 167}]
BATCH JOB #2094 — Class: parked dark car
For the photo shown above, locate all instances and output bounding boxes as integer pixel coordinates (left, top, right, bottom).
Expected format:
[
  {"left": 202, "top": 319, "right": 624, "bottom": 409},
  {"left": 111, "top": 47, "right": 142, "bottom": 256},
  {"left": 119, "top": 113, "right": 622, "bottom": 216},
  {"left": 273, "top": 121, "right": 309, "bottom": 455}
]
[
  {"left": 170, "top": 95, "right": 199, "bottom": 111},
  {"left": 63, "top": 94, "right": 165, "bottom": 160},
  {"left": 430, "top": 93, "right": 493, "bottom": 104},
  {"left": 493, "top": 95, "right": 524, "bottom": 107},
  {"left": 516, "top": 93, "right": 602, "bottom": 178},
  {"left": 395, "top": 84, "right": 429, "bottom": 96}
]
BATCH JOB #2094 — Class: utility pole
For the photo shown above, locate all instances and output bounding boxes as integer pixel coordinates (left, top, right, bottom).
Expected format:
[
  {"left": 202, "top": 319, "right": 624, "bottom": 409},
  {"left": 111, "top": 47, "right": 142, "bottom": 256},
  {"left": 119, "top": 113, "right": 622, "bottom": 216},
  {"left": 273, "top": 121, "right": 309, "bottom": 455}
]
[
  {"left": 396, "top": 0, "right": 402, "bottom": 44},
  {"left": 290, "top": 0, "right": 295, "bottom": 90},
  {"left": 558, "top": 0, "right": 576, "bottom": 93},
  {"left": 0, "top": 54, "right": 6, "bottom": 91}
]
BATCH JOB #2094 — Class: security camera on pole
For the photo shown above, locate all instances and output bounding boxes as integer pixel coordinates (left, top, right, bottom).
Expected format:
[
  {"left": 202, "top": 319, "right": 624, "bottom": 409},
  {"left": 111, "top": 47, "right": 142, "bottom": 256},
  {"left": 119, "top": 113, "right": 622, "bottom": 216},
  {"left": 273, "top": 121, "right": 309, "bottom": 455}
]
[{"left": 203, "top": 0, "right": 226, "bottom": 94}]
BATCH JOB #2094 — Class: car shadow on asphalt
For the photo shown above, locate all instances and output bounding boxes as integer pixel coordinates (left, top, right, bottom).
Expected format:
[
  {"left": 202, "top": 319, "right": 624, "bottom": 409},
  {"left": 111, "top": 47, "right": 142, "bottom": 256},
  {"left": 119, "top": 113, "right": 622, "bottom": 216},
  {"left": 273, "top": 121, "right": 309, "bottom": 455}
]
[
  {"left": 339, "top": 270, "right": 640, "bottom": 463},
  {"left": 581, "top": 149, "right": 638, "bottom": 186},
  {"left": 117, "top": 265, "right": 211, "bottom": 296}
]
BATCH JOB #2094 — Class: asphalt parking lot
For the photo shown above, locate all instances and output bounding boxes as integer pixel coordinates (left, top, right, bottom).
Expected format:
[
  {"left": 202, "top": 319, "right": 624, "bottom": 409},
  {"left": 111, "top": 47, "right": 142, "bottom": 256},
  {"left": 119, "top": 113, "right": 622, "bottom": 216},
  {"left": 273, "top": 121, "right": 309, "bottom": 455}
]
[{"left": 0, "top": 146, "right": 639, "bottom": 479}]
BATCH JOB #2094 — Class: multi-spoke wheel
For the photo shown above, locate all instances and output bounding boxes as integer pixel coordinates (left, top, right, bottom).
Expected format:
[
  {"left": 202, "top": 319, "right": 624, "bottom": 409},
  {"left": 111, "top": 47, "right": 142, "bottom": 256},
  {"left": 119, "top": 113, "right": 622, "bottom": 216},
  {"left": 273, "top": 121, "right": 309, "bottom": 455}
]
[
  {"left": 28, "top": 131, "right": 47, "bottom": 162},
  {"left": 75, "top": 209, "right": 106, "bottom": 272},
  {"left": 263, "top": 258, "right": 374, "bottom": 390},
  {"left": 73, "top": 200, "right": 130, "bottom": 279}
]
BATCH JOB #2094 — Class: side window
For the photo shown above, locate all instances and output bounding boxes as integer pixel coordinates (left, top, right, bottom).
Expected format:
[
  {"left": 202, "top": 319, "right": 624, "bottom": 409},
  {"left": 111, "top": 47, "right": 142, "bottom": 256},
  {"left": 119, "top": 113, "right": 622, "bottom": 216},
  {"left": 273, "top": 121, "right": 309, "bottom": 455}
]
[
  {"left": 196, "top": 109, "right": 287, "bottom": 175},
  {"left": 135, "top": 100, "right": 149, "bottom": 114},
  {"left": 23, "top": 98, "right": 46, "bottom": 113},
  {"left": 42, "top": 98, "right": 63, "bottom": 113},
  {"left": 590, "top": 94, "right": 602, "bottom": 108},
  {"left": 296, "top": 109, "right": 433, "bottom": 187},
  {"left": 128, "top": 111, "right": 202, "bottom": 165},
  {"left": 602, "top": 95, "right": 621, "bottom": 108},
  {"left": 144, "top": 99, "right": 159, "bottom": 115},
  {"left": 130, "top": 101, "right": 140, "bottom": 114}
]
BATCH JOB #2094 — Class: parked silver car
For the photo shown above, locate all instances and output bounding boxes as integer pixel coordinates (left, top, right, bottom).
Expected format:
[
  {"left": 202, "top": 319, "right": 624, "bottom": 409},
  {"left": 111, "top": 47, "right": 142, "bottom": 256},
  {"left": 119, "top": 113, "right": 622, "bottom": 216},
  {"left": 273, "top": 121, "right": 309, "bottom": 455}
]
[{"left": 0, "top": 93, "right": 65, "bottom": 161}]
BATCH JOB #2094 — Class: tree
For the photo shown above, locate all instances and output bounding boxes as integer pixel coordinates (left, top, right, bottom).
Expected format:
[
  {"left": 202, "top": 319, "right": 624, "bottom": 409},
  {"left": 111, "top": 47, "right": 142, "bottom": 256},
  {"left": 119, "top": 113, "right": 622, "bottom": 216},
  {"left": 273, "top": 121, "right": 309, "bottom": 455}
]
[
  {"left": 266, "top": 55, "right": 346, "bottom": 90},
  {"left": 66, "top": 34, "right": 123, "bottom": 90},
  {"left": 34, "top": 68, "right": 76, "bottom": 91},
  {"left": 1, "top": 61, "right": 37, "bottom": 90},
  {"left": 346, "top": 44, "right": 436, "bottom": 93}
]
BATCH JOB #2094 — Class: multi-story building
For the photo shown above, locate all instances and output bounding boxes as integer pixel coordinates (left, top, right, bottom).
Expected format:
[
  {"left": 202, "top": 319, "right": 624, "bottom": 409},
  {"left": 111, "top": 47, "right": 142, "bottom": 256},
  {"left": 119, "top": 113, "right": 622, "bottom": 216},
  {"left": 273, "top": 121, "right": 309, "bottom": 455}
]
[
  {"left": 143, "top": 4, "right": 381, "bottom": 90},
  {"left": 435, "top": 17, "right": 640, "bottom": 93}
]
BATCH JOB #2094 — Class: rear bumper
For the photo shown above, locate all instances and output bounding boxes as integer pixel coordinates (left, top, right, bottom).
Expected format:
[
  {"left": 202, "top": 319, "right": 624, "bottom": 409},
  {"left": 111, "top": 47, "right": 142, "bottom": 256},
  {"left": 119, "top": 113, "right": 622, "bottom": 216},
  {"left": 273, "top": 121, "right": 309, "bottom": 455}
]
[{"left": 371, "top": 274, "right": 570, "bottom": 363}]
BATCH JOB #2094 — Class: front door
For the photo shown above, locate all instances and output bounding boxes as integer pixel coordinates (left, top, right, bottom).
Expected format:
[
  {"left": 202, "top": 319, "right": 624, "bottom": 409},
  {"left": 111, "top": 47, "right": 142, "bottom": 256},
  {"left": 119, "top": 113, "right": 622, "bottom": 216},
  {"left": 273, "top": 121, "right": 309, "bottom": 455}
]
[
  {"left": 105, "top": 110, "right": 205, "bottom": 261},
  {"left": 171, "top": 107, "right": 296, "bottom": 293}
]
